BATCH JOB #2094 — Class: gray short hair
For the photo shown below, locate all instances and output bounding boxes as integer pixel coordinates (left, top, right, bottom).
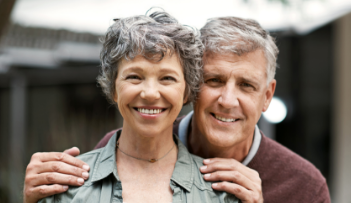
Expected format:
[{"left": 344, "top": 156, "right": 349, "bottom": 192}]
[
  {"left": 200, "top": 17, "right": 279, "bottom": 84},
  {"left": 98, "top": 10, "right": 204, "bottom": 105}
]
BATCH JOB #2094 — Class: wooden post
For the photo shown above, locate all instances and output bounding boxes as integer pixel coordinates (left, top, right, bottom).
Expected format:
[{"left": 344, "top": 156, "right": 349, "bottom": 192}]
[
  {"left": 0, "top": 0, "right": 16, "bottom": 37},
  {"left": 332, "top": 12, "right": 351, "bottom": 202},
  {"left": 9, "top": 75, "right": 26, "bottom": 203}
]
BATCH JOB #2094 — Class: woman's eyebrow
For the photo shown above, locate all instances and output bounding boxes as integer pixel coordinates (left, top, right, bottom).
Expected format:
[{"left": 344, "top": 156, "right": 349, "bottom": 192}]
[
  {"left": 158, "top": 68, "right": 181, "bottom": 76},
  {"left": 121, "top": 66, "right": 144, "bottom": 73}
]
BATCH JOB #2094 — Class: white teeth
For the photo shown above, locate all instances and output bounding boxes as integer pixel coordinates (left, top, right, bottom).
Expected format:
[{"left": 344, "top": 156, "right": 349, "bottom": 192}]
[
  {"left": 137, "top": 108, "right": 163, "bottom": 114},
  {"left": 215, "top": 115, "right": 235, "bottom": 122}
]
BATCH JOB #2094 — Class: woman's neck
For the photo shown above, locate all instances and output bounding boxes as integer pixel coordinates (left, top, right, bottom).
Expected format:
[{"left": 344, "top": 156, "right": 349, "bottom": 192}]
[{"left": 117, "top": 122, "right": 176, "bottom": 162}]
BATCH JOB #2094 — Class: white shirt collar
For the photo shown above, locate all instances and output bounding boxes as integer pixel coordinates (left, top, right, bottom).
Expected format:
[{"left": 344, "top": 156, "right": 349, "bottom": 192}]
[{"left": 178, "top": 110, "right": 261, "bottom": 166}]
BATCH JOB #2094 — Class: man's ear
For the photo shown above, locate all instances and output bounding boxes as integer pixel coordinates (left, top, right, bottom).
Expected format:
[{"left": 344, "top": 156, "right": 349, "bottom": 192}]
[{"left": 262, "top": 79, "right": 276, "bottom": 112}]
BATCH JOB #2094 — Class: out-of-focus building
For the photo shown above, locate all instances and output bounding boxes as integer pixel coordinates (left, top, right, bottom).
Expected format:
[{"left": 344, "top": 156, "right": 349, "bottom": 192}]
[{"left": 0, "top": 0, "right": 350, "bottom": 202}]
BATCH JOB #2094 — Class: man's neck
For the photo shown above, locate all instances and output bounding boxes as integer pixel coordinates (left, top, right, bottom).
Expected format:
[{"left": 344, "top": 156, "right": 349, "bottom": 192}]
[{"left": 187, "top": 118, "right": 254, "bottom": 161}]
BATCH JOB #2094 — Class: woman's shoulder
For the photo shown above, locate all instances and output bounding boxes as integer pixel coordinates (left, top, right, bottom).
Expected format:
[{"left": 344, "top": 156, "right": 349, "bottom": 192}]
[
  {"left": 38, "top": 148, "right": 105, "bottom": 203},
  {"left": 76, "top": 148, "right": 103, "bottom": 168},
  {"left": 185, "top": 154, "right": 239, "bottom": 203},
  {"left": 188, "top": 154, "right": 213, "bottom": 190}
]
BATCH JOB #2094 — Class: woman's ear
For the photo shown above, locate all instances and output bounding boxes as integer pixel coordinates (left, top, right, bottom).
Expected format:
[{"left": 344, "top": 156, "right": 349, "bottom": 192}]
[
  {"left": 183, "top": 96, "right": 188, "bottom": 104},
  {"left": 113, "top": 92, "right": 118, "bottom": 103},
  {"left": 183, "top": 86, "right": 189, "bottom": 104}
]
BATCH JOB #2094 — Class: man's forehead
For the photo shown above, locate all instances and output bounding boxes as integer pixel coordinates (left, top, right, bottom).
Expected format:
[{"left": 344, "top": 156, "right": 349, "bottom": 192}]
[{"left": 202, "top": 51, "right": 267, "bottom": 81}]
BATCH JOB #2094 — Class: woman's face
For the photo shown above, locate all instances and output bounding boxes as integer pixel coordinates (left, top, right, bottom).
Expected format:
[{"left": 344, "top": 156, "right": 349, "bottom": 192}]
[{"left": 114, "top": 54, "right": 187, "bottom": 137}]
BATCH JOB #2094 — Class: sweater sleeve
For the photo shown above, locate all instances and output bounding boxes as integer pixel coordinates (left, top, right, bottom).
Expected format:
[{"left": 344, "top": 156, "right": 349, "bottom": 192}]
[
  {"left": 93, "top": 129, "right": 118, "bottom": 149},
  {"left": 312, "top": 182, "right": 331, "bottom": 203}
]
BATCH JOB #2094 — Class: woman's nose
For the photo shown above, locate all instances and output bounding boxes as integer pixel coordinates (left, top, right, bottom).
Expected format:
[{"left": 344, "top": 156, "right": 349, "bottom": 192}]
[{"left": 140, "top": 80, "right": 161, "bottom": 101}]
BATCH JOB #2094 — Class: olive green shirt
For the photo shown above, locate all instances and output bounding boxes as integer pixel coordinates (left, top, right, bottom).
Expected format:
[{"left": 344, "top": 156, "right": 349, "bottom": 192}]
[{"left": 39, "top": 130, "right": 238, "bottom": 203}]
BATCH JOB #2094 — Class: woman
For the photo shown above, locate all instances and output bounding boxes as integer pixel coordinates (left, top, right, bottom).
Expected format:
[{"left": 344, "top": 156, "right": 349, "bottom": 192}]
[{"left": 40, "top": 10, "right": 238, "bottom": 203}]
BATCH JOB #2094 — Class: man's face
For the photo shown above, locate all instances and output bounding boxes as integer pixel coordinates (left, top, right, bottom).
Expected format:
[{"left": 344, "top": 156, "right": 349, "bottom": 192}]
[{"left": 193, "top": 50, "right": 276, "bottom": 148}]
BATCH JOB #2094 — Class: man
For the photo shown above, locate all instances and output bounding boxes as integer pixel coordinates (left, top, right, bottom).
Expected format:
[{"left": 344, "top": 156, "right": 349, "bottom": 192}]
[{"left": 24, "top": 17, "right": 330, "bottom": 203}]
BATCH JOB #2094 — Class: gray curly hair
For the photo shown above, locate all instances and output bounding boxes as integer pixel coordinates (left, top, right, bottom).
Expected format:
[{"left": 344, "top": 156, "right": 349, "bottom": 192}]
[
  {"left": 97, "top": 10, "right": 204, "bottom": 105},
  {"left": 200, "top": 17, "right": 279, "bottom": 84}
]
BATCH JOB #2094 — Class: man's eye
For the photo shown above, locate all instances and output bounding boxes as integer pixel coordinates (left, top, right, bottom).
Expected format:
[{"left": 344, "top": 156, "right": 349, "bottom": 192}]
[
  {"left": 241, "top": 83, "right": 253, "bottom": 88},
  {"left": 206, "top": 78, "right": 221, "bottom": 83}
]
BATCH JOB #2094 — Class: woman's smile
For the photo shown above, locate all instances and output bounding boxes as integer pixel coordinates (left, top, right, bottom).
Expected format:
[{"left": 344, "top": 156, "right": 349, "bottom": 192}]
[{"left": 133, "top": 106, "right": 168, "bottom": 119}]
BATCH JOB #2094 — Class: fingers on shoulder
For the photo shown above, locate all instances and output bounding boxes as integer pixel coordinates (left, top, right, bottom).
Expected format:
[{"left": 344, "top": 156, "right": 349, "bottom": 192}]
[
  {"left": 206, "top": 170, "right": 242, "bottom": 182},
  {"left": 205, "top": 158, "right": 240, "bottom": 172},
  {"left": 42, "top": 173, "right": 84, "bottom": 186},
  {"left": 213, "top": 182, "right": 263, "bottom": 202},
  {"left": 41, "top": 152, "right": 87, "bottom": 168},
  {"left": 24, "top": 184, "right": 68, "bottom": 200},
  {"left": 213, "top": 181, "right": 247, "bottom": 197}
]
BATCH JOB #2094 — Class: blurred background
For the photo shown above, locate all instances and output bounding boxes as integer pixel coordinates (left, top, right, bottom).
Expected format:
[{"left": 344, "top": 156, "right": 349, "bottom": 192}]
[{"left": 0, "top": 0, "right": 350, "bottom": 202}]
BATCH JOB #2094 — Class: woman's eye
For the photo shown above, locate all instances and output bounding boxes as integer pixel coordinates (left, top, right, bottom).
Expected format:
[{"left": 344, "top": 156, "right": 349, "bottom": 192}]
[
  {"left": 162, "top": 76, "right": 176, "bottom": 81},
  {"left": 126, "top": 75, "right": 141, "bottom": 80}
]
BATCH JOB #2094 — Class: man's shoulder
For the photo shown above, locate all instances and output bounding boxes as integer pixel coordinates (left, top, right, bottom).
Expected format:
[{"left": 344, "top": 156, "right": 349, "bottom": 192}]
[
  {"left": 249, "top": 134, "right": 330, "bottom": 202},
  {"left": 252, "top": 134, "right": 324, "bottom": 177}
]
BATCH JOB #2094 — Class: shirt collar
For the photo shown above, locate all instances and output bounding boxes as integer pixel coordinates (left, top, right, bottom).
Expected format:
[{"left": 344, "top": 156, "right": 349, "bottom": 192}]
[
  {"left": 178, "top": 110, "right": 262, "bottom": 166},
  {"left": 170, "top": 136, "right": 194, "bottom": 192},
  {"left": 91, "top": 130, "right": 195, "bottom": 192},
  {"left": 91, "top": 130, "right": 121, "bottom": 183},
  {"left": 178, "top": 111, "right": 193, "bottom": 148},
  {"left": 241, "top": 125, "right": 261, "bottom": 165}
]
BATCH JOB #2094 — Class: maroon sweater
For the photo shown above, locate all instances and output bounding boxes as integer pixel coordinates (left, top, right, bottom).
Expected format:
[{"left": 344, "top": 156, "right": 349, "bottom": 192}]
[{"left": 94, "top": 119, "right": 330, "bottom": 203}]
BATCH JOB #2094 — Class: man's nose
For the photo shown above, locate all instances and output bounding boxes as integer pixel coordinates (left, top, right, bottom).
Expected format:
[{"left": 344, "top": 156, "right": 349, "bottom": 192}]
[
  {"left": 140, "top": 80, "right": 161, "bottom": 101},
  {"left": 218, "top": 84, "right": 239, "bottom": 109}
]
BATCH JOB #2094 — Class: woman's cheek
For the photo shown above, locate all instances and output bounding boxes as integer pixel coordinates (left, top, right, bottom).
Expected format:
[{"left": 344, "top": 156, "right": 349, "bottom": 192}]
[{"left": 115, "top": 83, "right": 137, "bottom": 108}]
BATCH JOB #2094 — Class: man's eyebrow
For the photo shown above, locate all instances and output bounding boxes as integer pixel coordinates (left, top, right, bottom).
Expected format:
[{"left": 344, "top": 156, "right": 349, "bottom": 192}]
[
  {"left": 203, "top": 72, "right": 226, "bottom": 78},
  {"left": 240, "top": 77, "right": 260, "bottom": 87}
]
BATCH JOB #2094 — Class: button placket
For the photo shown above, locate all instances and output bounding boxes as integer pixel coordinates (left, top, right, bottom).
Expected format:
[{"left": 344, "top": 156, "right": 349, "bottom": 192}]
[{"left": 171, "top": 181, "right": 184, "bottom": 203}]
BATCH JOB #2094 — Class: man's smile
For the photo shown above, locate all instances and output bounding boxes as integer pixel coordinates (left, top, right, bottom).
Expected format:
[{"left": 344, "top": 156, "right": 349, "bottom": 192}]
[{"left": 210, "top": 113, "right": 239, "bottom": 123}]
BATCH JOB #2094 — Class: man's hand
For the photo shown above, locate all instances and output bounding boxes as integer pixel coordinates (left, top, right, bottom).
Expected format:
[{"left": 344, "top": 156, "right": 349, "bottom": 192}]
[
  {"left": 200, "top": 158, "right": 263, "bottom": 203},
  {"left": 23, "top": 147, "right": 90, "bottom": 203}
]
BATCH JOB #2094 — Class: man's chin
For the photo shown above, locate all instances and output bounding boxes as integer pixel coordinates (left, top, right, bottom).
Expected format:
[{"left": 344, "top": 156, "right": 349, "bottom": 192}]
[{"left": 204, "top": 130, "right": 243, "bottom": 148}]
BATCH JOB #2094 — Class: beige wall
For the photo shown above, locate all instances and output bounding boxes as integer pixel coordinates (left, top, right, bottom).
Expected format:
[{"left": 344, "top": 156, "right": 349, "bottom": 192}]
[{"left": 332, "top": 12, "right": 351, "bottom": 203}]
